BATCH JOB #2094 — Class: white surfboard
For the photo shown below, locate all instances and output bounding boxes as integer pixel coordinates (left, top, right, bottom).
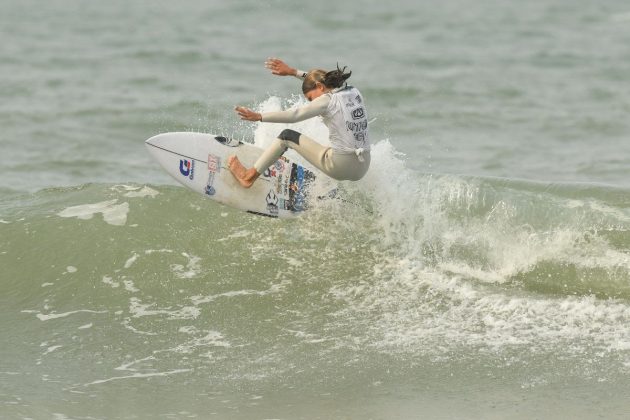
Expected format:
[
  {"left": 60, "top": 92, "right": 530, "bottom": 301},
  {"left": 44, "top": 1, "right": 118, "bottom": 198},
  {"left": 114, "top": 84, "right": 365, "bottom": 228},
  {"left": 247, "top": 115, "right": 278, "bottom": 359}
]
[{"left": 145, "top": 132, "right": 320, "bottom": 218}]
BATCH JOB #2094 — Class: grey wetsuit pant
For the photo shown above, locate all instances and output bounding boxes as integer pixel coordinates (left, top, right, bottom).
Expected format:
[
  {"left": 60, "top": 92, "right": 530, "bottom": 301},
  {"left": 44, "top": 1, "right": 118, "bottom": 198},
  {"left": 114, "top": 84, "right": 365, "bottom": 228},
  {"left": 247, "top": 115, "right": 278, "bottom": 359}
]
[{"left": 253, "top": 129, "right": 370, "bottom": 181}]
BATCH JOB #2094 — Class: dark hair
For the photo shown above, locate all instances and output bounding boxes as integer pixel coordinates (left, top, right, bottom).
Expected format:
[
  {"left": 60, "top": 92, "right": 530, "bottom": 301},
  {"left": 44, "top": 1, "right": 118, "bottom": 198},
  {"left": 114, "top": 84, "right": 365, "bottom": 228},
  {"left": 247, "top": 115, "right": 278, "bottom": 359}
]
[
  {"left": 301, "top": 64, "right": 352, "bottom": 93},
  {"left": 323, "top": 64, "right": 352, "bottom": 88}
]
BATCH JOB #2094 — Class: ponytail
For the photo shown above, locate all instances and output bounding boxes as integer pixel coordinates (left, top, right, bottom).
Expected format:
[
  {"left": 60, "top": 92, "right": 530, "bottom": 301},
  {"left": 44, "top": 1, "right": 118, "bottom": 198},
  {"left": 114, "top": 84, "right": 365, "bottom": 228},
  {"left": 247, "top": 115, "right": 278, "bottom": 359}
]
[
  {"left": 323, "top": 64, "right": 352, "bottom": 88},
  {"left": 302, "top": 64, "right": 352, "bottom": 93}
]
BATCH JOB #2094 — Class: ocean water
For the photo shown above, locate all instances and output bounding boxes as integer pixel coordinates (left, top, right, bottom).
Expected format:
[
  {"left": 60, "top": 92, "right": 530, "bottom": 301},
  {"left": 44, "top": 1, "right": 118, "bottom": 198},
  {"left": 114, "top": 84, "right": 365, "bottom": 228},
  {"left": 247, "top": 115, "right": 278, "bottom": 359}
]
[{"left": 2, "top": 0, "right": 630, "bottom": 419}]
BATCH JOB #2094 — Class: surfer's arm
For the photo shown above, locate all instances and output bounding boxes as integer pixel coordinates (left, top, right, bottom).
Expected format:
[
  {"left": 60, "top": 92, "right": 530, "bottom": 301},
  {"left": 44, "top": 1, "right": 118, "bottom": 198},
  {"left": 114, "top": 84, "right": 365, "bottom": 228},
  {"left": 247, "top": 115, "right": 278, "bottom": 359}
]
[
  {"left": 265, "top": 58, "right": 307, "bottom": 80},
  {"left": 261, "top": 95, "right": 330, "bottom": 123}
]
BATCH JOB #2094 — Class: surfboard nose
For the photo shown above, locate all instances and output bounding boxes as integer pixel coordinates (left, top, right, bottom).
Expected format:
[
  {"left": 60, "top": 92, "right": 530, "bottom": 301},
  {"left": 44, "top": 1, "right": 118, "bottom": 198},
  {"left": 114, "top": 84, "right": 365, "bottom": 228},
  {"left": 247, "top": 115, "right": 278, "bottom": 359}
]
[
  {"left": 145, "top": 133, "right": 168, "bottom": 148},
  {"left": 145, "top": 132, "right": 211, "bottom": 162},
  {"left": 145, "top": 132, "right": 186, "bottom": 153}
]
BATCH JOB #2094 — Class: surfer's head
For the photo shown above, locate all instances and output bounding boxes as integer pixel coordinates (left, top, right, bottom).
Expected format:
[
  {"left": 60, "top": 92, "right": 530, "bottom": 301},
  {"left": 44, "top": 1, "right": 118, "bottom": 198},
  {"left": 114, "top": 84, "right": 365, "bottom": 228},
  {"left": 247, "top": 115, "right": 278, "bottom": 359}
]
[{"left": 302, "top": 65, "right": 352, "bottom": 101}]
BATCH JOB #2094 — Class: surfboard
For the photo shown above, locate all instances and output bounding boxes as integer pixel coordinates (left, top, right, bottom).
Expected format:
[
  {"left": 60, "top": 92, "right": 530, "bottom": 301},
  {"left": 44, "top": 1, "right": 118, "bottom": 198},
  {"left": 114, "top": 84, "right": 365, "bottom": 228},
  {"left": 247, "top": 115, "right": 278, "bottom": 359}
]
[{"left": 145, "top": 132, "right": 319, "bottom": 218}]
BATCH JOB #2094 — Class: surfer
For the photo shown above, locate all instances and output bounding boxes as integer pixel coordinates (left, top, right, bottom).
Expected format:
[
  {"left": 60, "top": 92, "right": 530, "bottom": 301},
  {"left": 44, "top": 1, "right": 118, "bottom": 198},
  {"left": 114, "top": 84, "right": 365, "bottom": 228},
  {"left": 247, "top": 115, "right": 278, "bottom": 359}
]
[{"left": 228, "top": 58, "right": 370, "bottom": 188}]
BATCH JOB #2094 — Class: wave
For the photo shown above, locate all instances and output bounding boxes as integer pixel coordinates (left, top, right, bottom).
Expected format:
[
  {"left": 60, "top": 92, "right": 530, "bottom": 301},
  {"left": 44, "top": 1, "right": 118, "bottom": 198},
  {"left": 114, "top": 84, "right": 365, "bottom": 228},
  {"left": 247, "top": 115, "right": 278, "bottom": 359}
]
[
  {"left": 3, "top": 139, "right": 630, "bottom": 366},
  {"left": 327, "top": 141, "right": 630, "bottom": 356}
]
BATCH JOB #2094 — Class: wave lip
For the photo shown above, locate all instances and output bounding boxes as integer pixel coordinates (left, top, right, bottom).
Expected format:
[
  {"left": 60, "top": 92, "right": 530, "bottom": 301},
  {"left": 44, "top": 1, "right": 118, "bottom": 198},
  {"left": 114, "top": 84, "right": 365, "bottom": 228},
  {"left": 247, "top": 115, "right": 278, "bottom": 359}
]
[{"left": 353, "top": 143, "right": 630, "bottom": 300}]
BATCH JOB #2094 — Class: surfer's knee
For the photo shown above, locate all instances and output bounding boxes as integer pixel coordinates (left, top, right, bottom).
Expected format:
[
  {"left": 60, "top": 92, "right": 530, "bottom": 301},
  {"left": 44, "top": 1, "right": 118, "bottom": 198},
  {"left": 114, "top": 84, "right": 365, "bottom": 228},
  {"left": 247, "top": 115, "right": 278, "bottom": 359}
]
[{"left": 278, "top": 129, "right": 301, "bottom": 145}]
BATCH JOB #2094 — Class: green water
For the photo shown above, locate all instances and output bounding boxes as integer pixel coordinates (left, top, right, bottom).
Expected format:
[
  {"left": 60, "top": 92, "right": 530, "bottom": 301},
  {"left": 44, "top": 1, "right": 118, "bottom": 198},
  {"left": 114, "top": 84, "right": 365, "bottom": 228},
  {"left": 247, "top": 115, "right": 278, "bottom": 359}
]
[{"left": 2, "top": 0, "right": 630, "bottom": 418}]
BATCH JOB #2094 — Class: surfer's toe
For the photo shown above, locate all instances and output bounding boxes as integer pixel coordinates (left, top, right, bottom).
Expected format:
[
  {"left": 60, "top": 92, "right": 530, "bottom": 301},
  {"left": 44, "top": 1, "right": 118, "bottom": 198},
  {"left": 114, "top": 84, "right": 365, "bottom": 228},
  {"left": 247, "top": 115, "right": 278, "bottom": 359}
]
[{"left": 227, "top": 155, "right": 238, "bottom": 169}]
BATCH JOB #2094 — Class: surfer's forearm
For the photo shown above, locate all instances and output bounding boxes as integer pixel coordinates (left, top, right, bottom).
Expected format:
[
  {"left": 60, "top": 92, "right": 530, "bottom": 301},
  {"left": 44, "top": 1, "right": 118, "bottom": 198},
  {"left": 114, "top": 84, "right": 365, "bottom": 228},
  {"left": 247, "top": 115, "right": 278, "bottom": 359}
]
[{"left": 261, "top": 95, "right": 329, "bottom": 123}]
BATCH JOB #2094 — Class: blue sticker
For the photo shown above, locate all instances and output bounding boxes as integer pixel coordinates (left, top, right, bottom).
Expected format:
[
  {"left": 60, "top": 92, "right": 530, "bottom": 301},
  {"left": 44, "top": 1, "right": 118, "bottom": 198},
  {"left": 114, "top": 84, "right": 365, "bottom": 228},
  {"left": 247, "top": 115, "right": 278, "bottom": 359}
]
[{"left": 294, "top": 166, "right": 305, "bottom": 211}]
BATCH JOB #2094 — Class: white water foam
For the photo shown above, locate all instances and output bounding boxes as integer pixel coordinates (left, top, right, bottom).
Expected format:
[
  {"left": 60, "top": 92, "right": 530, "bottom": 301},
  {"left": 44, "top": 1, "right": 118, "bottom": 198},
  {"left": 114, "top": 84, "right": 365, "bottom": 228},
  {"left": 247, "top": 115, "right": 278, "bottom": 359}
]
[
  {"left": 311, "top": 136, "right": 630, "bottom": 358},
  {"left": 190, "top": 279, "right": 292, "bottom": 306},
  {"left": 102, "top": 275, "right": 120, "bottom": 288},
  {"left": 57, "top": 199, "right": 129, "bottom": 226},
  {"left": 129, "top": 297, "right": 200, "bottom": 320},
  {"left": 110, "top": 184, "right": 159, "bottom": 198},
  {"left": 23, "top": 309, "right": 108, "bottom": 321},
  {"left": 239, "top": 95, "right": 630, "bottom": 359},
  {"left": 174, "top": 327, "right": 231, "bottom": 353},
  {"left": 84, "top": 369, "right": 192, "bottom": 387},
  {"left": 329, "top": 251, "right": 630, "bottom": 358},
  {"left": 352, "top": 139, "right": 630, "bottom": 286},
  {"left": 123, "top": 186, "right": 159, "bottom": 198},
  {"left": 124, "top": 253, "right": 139, "bottom": 269},
  {"left": 170, "top": 252, "right": 202, "bottom": 279}
]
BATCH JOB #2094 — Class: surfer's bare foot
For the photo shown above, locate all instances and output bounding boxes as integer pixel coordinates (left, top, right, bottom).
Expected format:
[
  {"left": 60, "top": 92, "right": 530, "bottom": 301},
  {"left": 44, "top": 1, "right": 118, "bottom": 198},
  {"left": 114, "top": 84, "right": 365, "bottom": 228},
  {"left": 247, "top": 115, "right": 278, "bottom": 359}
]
[{"left": 227, "top": 156, "right": 259, "bottom": 188}]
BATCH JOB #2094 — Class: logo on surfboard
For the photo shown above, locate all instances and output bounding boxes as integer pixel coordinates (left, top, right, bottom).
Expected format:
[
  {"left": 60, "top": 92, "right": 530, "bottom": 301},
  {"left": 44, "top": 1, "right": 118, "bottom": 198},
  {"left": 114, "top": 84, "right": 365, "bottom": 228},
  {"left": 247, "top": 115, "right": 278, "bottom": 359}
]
[
  {"left": 179, "top": 159, "right": 195, "bottom": 180},
  {"left": 204, "top": 154, "right": 220, "bottom": 196},
  {"left": 266, "top": 190, "right": 279, "bottom": 216}
]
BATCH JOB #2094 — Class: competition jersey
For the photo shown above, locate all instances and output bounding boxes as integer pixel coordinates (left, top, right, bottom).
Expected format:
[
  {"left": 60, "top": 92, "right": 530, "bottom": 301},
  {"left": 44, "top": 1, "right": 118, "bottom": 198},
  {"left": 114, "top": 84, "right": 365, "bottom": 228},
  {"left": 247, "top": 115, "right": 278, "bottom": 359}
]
[
  {"left": 261, "top": 83, "right": 370, "bottom": 154},
  {"left": 323, "top": 86, "right": 370, "bottom": 153}
]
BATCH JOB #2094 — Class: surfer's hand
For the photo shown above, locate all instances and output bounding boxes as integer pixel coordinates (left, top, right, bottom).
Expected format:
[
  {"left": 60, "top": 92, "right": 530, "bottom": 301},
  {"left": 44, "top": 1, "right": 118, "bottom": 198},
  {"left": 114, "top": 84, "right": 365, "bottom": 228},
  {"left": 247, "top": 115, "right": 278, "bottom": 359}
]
[
  {"left": 235, "top": 106, "right": 262, "bottom": 122},
  {"left": 265, "top": 57, "right": 295, "bottom": 76}
]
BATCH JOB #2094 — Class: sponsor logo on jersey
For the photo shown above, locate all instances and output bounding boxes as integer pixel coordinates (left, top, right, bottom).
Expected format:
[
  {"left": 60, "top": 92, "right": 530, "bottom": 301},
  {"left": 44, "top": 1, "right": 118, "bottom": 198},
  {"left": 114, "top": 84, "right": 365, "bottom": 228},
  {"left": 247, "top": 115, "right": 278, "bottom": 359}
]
[
  {"left": 351, "top": 107, "right": 365, "bottom": 120},
  {"left": 354, "top": 132, "right": 366, "bottom": 142},
  {"left": 346, "top": 120, "right": 368, "bottom": 133}
]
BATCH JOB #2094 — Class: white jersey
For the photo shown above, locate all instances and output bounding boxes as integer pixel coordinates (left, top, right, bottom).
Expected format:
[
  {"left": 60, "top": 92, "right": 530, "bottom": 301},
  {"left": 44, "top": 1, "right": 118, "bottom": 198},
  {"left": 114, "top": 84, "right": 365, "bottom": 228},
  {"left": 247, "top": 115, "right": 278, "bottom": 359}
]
[
  {"left": 261, "top": 85, "right": 370, "bottom": 154},
  {"left": 323, "top": 86, "right": 370, "bottom": 153}
]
